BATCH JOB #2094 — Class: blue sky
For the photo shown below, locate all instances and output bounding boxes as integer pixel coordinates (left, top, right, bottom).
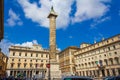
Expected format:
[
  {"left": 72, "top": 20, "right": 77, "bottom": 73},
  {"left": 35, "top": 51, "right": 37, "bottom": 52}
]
[{"left": 0, "top": 0, "right": 120, "bottom": 55}]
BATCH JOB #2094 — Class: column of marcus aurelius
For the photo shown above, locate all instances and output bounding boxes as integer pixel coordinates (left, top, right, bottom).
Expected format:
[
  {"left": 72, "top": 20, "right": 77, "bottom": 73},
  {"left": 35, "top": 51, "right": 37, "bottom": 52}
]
[
  {"left": 47, "top": 6, "right": 57, "bottom": 60},
  {"left": 47, "top": 6, "right": 61, "bottom": 79}
]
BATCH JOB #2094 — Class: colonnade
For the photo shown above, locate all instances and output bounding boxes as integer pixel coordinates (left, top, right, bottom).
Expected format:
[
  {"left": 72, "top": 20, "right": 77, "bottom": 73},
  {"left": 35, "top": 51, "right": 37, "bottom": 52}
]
[
  {"left": 77, "top": 68, "right": 120, "bottom": 77},
  {"left": 9, "top": 69, "right": 46, "bottom": 78}
]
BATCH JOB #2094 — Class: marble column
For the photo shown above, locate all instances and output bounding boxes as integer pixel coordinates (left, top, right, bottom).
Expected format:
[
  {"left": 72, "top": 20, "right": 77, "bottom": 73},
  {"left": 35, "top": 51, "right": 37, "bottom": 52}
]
[
  {"left": 109, "top": 69, "right": 113, "bottom": 76},
  {"left": 14, "top": 71, "right": 16, "bottom": 77},
  {"left": 32, "top": 70, "right": 33, "bottom": 77},
  {"left": 12, "top": 70, "right": 14, "bottom": 76},
  {"left": 85, "top": 71, "right": 87, "bottom": 76},
  {"left": 91, "top": 70, "right": 94, "bottom": 77},
  {"left": 115, "top": 68, "right": 119, "bottom": 76},
  {"left": 104, "top": 69, "right": 108, "bottom": 77},
  {"left": 79, "top": 71, "right": 81, "bottom": 76},
  {"left": 29, "top": 70, "right": 30, "bottom": 78},
  {"left": 95, "top": 70, "right": 98, "bottom": 77},
  {"left": 26, "top": 70, "right": 29, "bottom": 78}
]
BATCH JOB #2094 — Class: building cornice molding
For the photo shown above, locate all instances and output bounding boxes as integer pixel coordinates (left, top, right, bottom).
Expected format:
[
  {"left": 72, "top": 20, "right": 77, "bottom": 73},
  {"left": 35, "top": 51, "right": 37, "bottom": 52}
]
[
  {"left": 9, "top": 48, "right": 49, "bottom": 53},
  {"left": 74, "top": 39, "right": 120, "bottom": 56}
]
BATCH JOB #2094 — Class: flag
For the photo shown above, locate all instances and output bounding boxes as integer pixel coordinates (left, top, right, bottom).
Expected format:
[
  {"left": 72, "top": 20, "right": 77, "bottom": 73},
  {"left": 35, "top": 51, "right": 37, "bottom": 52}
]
[
  {"left": 95, "top": 61, "right": 100, "bottom": 67},
  {"left": 95, "top": 60, "right": 103, "bottom": 67}
]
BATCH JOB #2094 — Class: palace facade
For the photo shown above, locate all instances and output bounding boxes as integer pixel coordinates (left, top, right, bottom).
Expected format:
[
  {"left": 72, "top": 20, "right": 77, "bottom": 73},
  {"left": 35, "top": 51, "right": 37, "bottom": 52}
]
[
  {"left": 0, "top": 51, "right": 8, "bottom": 77},
  {"left": 7, "top": 44, "right": 49, "bottom": 78},
  {"left": 74, "top": 34, "right": 120, "bottom": 78},
  {"left": 59, "top": 46, "right": 79, "bottom": 77}
]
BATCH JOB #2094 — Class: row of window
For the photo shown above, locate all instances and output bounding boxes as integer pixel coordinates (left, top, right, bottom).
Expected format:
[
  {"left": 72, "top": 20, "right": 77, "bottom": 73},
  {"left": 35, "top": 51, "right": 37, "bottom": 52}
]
[
  {"left": 76, "top": 44, "right": 119, "bottom": 59},
  {"left": 76, "top": 57, "right": 120, "bottom": 68},
  {"left": 79, "top": 37, "right": 119, "bottom": 52},
  {"left": 11, "top": 63, "right": 45, "bottom": 68},
  {"left": 77, "top": 68, "right": 120, "bottom": 77},
  {"left": 11, "top": 59, "right": 48, "bottom": 62},
  {"left": 77, "top": 51, "right": 118, "bottom": 62},
  {"left": 12, "top": 52, "right": 49, "bottom": 58}
]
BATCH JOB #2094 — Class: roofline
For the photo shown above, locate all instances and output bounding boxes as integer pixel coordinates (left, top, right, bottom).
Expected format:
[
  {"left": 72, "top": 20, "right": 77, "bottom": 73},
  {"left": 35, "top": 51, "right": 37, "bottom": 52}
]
[
  {"left": 59, "top": 46, "right": 79, "bottom": 54},
  {"left": 80, "top": 42, "right": 91, "bottom": 45},
  {"left": 75, "top": 33, "right": 120, "bottom": 52},
  {"left": 0, "top": 51, "right": 8, "bottom": 58}
]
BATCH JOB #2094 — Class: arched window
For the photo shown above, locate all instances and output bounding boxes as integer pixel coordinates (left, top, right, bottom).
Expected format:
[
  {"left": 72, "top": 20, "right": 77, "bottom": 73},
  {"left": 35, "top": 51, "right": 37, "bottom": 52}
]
[
  {"left": 114, "top": 57, "right": 119, "bottom": 64},
  {"left": 104, "top": 59, "right": 108, "bottom": 65},
  {"left": 13, "top": 52, "right": 15, "bottom": 56},
  {"left": 25, "top": 53, "right": 27, "bottom": 56},
  {"left": 92, "top": 62, "right": 94, "bottom": 67},
  {"left": 85, "top": 63, "right": 87, "bottom": 68},
  {"left": 109, "top": 58, "right": 113, "bottom": 65},
  {"left": 88, "top": 62, "right": 91, "bottom": 67},
  {"left": 19, "top": 52, "right": 21, "bottom": 56}
]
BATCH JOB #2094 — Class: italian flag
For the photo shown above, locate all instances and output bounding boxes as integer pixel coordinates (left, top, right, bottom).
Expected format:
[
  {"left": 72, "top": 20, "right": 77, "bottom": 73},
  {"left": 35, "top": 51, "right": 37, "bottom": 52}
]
[
  {"left": 95, "top": 61, "right": 100, "bottom": 67},
  {"left": 95, "top": 61, "right": 103, "bottom": 67}
]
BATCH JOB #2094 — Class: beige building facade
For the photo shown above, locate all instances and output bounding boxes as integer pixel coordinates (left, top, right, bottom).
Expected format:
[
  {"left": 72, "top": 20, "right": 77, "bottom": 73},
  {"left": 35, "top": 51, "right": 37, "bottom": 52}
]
[
  {"left": 0, "top": 51, "right": 8, "bottom": 77},
  {"left": 74, "top": 34, "right": 120, "bottom": 78},
  {"left": 7, "top": 44, "right": 49, "bottom": 78},
  {"left": 59, "top": 46, "right": 79, "bottom": 77}
]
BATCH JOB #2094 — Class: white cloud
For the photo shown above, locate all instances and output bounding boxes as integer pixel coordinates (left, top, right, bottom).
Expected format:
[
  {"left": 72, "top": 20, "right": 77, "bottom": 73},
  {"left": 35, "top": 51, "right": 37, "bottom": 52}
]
[
  {"left": 7, "top": 9, "right": 23, "bottom": 26},
  {"left": 57, "top": 48, "right": 61, "bottom": 51},
  {"left": 90, "top": 16, "right": 110, "bottom": 28},
  {"left": 0, "top": 40, "right": 39, "bottom": 56},
  {"left": 0, "top": 39, "right": 13, "bottom": 56},
  {"left": 18, "top": 0, "right": 111, "bottom": 29},
  {"left": 15, "top": 40, "right": 38, "bottom": 47},
  {"left": 18, "top": 0, "right": 73, "bottom": 29},
  {"left": 72, "top": 0, "right": 110, "bottom": 23}
]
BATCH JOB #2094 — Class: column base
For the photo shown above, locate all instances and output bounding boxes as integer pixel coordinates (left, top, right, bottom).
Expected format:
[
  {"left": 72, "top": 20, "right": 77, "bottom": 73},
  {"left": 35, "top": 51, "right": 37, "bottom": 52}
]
[{"left": 47, "top": 59, "right": 61, "bottom": 80}]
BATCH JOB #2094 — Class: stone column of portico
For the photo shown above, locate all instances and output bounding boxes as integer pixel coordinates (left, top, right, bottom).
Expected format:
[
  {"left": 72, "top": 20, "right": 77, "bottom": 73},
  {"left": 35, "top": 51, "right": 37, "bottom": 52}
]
[
  {"left": 104, "top": 69, "right": 108, "bottom": 76},
  {"left": 109, "top": 69, "right": 113, "bottom": 76},
  {"left": 29, "top": 70, "right": 30, "bottom": 78},
  {"left": 84, "top": 70, "right": 86, "bottom": 76},
  {"left": 32, "top": 70, "right": 34, "bottom": 77},
  {"left": 115, "top": 68, "right": 119, "bottom": 76},
  {"left": 12, "top": 70, "right": 14, "bottom": 76},
  {"left": 26, "top": 70, "right": 28, "bottom": 78},
  {"left": 91, "top": 70, "right": 93, "bottom": 77},
  {"left": 95, "top": 70, "right": 98, "bottom": 77},
  {"left": 14, "top": 71, "right": 16, "bottom": 77}
]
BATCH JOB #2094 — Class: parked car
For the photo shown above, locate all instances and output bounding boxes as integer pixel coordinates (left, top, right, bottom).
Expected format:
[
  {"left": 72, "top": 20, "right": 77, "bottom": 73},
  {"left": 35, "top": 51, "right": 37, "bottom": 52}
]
[
  {"left": 62, "top": 76, "right": 93, "bottom": 80},
  {"left": 103, "top": 76, "right": 120, "bottom": 80},
  {"left": 103, "top": 76, "right": 114, "bottom": 80}
]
